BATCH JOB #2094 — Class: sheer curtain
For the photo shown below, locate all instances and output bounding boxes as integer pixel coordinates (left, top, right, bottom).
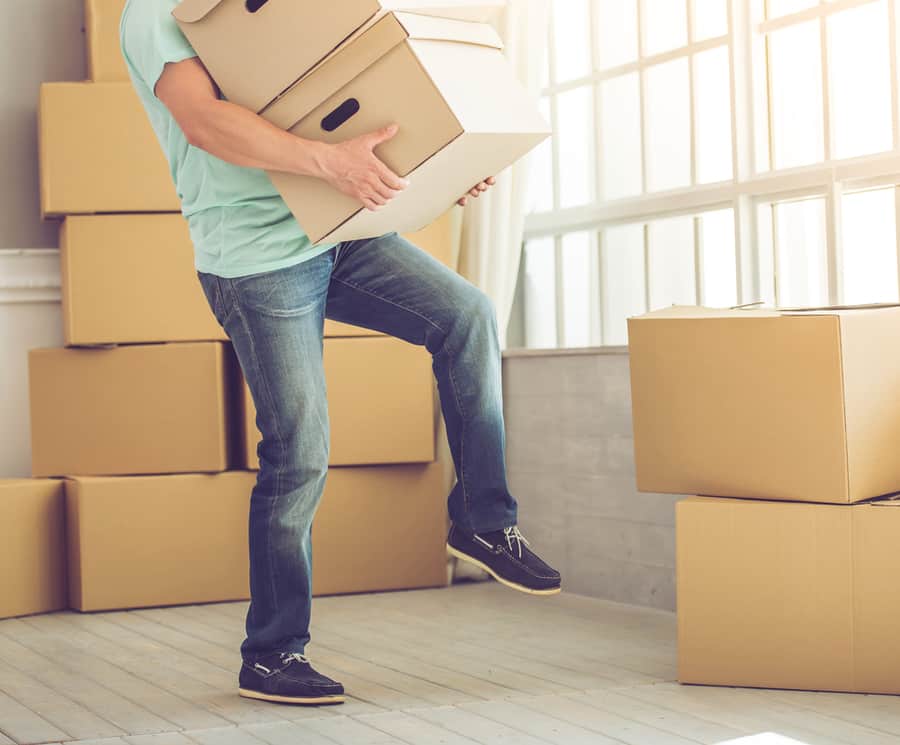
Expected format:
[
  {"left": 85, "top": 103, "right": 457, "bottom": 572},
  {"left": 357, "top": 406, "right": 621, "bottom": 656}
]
[{"left": 457, "top": 0, "right": 551, "bottom": 349}]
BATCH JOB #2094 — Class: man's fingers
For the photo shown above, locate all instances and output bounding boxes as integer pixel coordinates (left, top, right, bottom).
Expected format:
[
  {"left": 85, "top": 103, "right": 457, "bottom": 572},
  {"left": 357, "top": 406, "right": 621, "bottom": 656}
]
[
  {"left": 486, "top": 176, "right": 496, "bottom": 185},
  {"left": 370, "top": 179, "right": 402, "bottom": 201},
  {"left": 375, "top": 160, "right": 409, "bottom": 191},
  {"left": 458, "top": 196, "right": 468, "bottom": 206},
  {"left": 365, "top": 123, "right": 399, "bottom": 147}
]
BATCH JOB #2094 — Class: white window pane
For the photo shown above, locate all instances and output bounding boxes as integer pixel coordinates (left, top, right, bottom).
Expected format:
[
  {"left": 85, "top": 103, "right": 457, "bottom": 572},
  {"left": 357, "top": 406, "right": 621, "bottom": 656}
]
[
  {"left": 561, "top": 232, "right": 593, "bottom": 347},
  {"left": 552, "top": 0, "right": 592, "bottom": 83},
  {"left": 829, "top": 0, "right": 893, "bottom": 159},
  {"left": 529, "top": 97, "right": 554, "bottom": 213},
  {"left": 694, "top": 45, "right": 733, "bottom": 183},
  {"left": 600, "top": 73, "right": 643, "bottom": 200},
  {"left": 774, "top": 198, "right": 828, "bottom": 307},
  {"left": 642, "top": 0, "right": 688, "bottom": 56},
  {"left": 766, "top": 0, "right": 817, "bottom": 18},
  {"left": 699, "top": 209, "right": 738, "bottom": 306},
  {"left": 541, "top": 27, "right": 551, "bottom": 89},
  {"left": 524, "top": 238, "right": 558, "bottom": 348},
  {"left": 648, "top": 215, "right": 697, "bottom": 307},
  {"left": 841, "top": 188, "right": 898, "bottom": 305},
  {"left": 768, "top": 21, "right": 824, "bottom": 169},
  {"left": 693, "top": 0, "right": 728, "bottom": 41},
  {"left": 602, "top": 224, "right": 646, "bottom": 345},
  {"left": 645, "top": 58, "right": 692, "bottom": 191},
  {"left": 597, "top": 0, "right": 638, "bottom": 69},
  {"left": 557, "top": 85, "right": 595, "bottom": 207}
]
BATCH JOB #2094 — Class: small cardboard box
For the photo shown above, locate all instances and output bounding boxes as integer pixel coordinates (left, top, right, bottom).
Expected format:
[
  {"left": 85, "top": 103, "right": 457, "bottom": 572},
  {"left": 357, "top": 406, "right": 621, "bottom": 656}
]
[
  {"left": 324, "top": 207, "right": 460, "bottom": 337},
  {"left": 39, "top": 82, "right": 179, "bottom": 217},
  {"left": 30, "top": 342, "right": 240, "bottom": 477},
  {"left": 677, "top": 495, "right": 900, "bottom": 694},
  {"left": 628, "top": 304, "right": 900, "bottom": 504},
  {"left": 261, "top": 11, "right": 549, "bottom": 244},
  {"left": 85, "top": 0, "right": 128, "bottom": 81},
  {"left": 172, "top": 0, "right": 507, "bottom": 113},
  {"left": 61, "top": 214, "right": 227, "bottom": 346},
  {"left": 66, "top": 471, "right": 256, "bottom": 611},
  {"left": 313, "top": 461, "right": 449, "bottom": 595},
  {"left": 243, "top": 335, "right": 436, "bottom": 468},
  {"left": 0, "top": 480, "right": 67, "bottom": 619}
]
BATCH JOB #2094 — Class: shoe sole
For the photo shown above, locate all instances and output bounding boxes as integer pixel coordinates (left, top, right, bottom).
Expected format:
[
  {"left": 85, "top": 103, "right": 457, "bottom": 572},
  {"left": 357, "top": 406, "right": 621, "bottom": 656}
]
[
  {"left": 238, "top": 688, "right": 345, "bottom": 705},
  {"left": 447, "top": 544, "right": 561, "bottom": 596}
]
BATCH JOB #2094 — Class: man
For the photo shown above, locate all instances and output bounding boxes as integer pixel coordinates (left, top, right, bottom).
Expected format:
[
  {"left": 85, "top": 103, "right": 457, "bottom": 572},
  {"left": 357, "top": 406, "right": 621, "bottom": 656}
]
[{"left": 120, "top": 0, "right": 561, "bottom": 707}]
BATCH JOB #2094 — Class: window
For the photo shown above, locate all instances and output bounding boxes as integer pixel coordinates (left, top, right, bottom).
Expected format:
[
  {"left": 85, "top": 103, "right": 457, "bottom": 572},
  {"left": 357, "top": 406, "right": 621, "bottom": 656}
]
[{"left": 517, "top": 0, "right": 900, "bottom": 349}]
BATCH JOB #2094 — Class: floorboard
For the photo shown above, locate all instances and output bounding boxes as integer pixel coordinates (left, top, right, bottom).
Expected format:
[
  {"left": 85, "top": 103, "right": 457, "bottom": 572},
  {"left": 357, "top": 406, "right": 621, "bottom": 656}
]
[{"left": 0, "top": 583, "right": 895, "bottom": 745}]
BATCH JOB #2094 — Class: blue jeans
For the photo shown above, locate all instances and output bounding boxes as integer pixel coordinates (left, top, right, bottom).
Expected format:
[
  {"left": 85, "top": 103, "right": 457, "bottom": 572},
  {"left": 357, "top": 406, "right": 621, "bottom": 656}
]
[{"left": 197, "top": 231, "right": 518, "bottom": 661}]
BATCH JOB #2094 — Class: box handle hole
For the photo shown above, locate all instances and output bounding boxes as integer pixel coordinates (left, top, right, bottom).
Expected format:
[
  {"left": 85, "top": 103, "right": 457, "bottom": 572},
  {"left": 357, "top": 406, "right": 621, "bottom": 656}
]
[
  {"left": 245, "top": 0, "right": 269, "bottom": 12},
  {"left": 321, "top": 98, "right": 361, "bottom": 132}
]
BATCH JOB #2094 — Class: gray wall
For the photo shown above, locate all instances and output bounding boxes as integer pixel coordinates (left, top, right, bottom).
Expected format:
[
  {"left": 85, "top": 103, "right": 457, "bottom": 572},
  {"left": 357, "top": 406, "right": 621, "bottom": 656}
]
[
  {"left": 2, "top": 3, "right": 86, "bottom": 249},
  {"left": 503, "top": 348, "right": 681, "bottom": 611}
]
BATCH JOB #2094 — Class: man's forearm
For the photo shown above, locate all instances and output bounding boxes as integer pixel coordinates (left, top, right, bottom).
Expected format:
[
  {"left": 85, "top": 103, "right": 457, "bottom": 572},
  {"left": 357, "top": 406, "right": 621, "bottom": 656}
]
[{"left": 184, "top": 98, "right": 328, "bottom": 178}]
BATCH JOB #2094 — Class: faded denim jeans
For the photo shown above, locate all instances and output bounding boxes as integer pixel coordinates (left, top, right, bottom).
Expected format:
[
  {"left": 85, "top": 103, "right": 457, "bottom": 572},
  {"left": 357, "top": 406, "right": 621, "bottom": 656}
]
[{"left": 197, "top": 231, "right": 518, "bottom": 661}]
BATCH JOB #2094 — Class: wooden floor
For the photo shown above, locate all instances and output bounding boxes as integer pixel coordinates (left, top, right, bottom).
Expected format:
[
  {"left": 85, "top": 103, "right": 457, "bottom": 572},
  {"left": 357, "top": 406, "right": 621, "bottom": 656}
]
[{"left": 1, "top": 582, "right": 899, "bottom": 745}]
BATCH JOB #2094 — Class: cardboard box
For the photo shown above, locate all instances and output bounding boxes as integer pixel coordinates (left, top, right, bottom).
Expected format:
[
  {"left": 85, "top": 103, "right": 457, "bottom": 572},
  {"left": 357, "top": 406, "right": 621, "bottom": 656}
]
[
  {"left": 677, "top": 495, "right": 900, "bottom": 694},
  {"left": 61, "top": 214, "right": 227, "bottom": 346},
  {"left": 243, "top": 335, "right": 436, "bottom": 468},
  {"left": 313, "top": 461, "right": 448, "bottom": 595},
  {"left": 86, "top": 0, "right": 128, "bottom": 81},
  {"left": 30, "top": 342, "right": 239, "bottom": 477},
  {"left": 324, "top": 207, "right": 460, "bottom": 337},
  {"left": 261, "top": 11, "right": 549, "bottom": 244},
  {"left": 173, "top": 0, "right": 507, "bottom": 113},
  {"left": 0, "top": 480, "right": 67, "bottom": 619},
  {"left": 39, "top": 83, "right": 179, "bottom": 217},
  {"left": 66, "top": 471, "right": 255, "bottom": 611},
  {"left": 628, "top": 304, "right": 900, "bottom": 504},
  {"left": 65, "top": 463, "right": 447, "bottom": 610}
]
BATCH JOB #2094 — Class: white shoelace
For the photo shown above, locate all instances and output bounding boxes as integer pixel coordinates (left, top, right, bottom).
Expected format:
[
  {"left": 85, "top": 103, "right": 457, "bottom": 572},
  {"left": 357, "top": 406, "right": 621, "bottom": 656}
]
[
  {"left": 503, "top": 526, "right": 530, "bottom": 559},
  {"left": 281, "top": 652, "right": 310, "bottom": 665}
]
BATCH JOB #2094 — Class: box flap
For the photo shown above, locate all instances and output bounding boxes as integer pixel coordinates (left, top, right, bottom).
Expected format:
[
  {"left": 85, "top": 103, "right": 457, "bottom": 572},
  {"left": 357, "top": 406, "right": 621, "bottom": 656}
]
[
  {"left": 172, "top": 0, "right": 223, "bottom": 23},
  {"left": 394, "top": 11, "right": 503, "bottom": 49},
  {"left": 630, "top": 305, "right": 782, "bottom": 320},
  {"left": 384, "top": 0, "right": 507, "bottom": 23}
]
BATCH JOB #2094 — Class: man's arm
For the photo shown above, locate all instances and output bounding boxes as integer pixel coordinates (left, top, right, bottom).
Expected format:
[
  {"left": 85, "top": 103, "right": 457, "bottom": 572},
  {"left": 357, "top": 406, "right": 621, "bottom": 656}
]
[{"left": 155, "top": 58, "right": 409, "bottom": 211}]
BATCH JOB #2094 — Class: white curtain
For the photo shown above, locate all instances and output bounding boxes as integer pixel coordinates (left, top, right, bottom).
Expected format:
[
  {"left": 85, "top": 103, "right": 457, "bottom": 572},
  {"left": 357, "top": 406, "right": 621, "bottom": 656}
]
[{"left": 457, "top": 0, "right": 551, "bottom": 349}]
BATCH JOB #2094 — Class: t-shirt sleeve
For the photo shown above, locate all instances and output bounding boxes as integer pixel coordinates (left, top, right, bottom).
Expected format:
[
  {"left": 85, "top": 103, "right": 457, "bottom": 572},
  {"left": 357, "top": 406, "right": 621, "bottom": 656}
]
[{"left": 121, "top": 0, "right": 198, "bottom": 97}]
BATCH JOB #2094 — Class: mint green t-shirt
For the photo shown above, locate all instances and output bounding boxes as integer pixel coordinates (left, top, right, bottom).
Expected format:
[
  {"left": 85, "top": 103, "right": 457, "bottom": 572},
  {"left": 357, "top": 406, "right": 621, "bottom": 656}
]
[{"left": 119, "top": 0, "right": 336, "bottom": 278}]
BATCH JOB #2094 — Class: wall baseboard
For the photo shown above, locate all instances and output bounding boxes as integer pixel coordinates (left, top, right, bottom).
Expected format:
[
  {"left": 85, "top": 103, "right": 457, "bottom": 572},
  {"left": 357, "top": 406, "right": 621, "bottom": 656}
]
[{"left": 0, "top": 249, "right": 61, "bottom": 305}]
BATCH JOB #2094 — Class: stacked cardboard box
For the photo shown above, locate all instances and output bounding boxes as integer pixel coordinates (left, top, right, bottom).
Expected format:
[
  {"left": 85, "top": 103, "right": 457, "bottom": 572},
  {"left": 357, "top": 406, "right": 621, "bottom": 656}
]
[
  {"left": 7, "top": 0, "right": 477, "bottom": 618},
  {"left": 628, "top": 304, "right": 900, "bottom": 694}
]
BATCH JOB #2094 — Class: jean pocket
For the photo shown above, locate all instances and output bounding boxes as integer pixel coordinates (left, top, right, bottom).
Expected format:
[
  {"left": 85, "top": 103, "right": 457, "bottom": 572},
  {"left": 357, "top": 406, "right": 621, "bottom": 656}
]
[{"left": 232, "top": 261, "right": 328, "bottom": 318}]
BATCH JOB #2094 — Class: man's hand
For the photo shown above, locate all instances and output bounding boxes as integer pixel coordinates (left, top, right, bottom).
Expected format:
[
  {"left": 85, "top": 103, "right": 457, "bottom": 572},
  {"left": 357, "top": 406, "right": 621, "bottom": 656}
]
[
  {"left": 457, "top": 176, "right": 496, "bottom": 206},
  {"left": 315, "top": 125, "right": 410, "bottom": 211}
]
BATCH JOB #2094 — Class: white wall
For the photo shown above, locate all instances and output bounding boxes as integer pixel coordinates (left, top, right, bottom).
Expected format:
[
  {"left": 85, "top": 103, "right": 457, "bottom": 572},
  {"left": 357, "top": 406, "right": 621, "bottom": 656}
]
[{"left": 1, "top": 2, "right": 86, "bottom": 477}]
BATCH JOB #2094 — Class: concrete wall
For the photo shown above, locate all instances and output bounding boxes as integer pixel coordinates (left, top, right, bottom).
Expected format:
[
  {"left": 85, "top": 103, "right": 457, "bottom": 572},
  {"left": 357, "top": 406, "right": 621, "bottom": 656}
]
[{"left": 503, "top": 348, "right": 680, "bottom": 611}]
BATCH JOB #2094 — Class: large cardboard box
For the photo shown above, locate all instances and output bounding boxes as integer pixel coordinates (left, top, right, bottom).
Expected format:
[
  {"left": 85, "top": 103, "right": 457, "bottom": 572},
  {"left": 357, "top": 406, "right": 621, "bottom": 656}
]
[
  {"left": 66, "top": 471, "right": 256, "bottom": 611},
  {"left": 261, "top": 11, "right": 549, "bottom": 244},
  {"left": 0, "top": 480, "right": 67, "bottom": 619},
  {"left": 324, "top": 207, "right": 460, "bottom": 337},
  {"left": 39, "top": 83, "right": 179, "bottom": 217},
  {"left": 677, "top": 495, "right": 900, "bottom": 694},
  {"left": 86, "top": 0, "right": 128, "bottom": 81},
  {"left": 30, "top": 342, "right": 239, "bottom": 477},
  {"left": 243, "top": 336, "right": 436, "bottom": 468},
  {"left": 313, "top": 461, "right": 448, "bottom": 595},
  {"left": 628, "top": 304, "right": 900, "bottom": 504},
  {"left": 65, "top": 464, "right": 447, "bottom": 610},
  {"left": 172, "top": 0, "right": 507, "bottom": 113},
  {"left": 61, "top": 214, "right": 227, "bottom": 346}
]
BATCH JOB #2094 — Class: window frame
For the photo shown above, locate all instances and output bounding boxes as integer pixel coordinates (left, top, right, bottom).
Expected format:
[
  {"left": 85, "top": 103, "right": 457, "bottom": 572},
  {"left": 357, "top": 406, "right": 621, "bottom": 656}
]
[{"left": 519, "top": 0, "right": 900, "bottom": 347}]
